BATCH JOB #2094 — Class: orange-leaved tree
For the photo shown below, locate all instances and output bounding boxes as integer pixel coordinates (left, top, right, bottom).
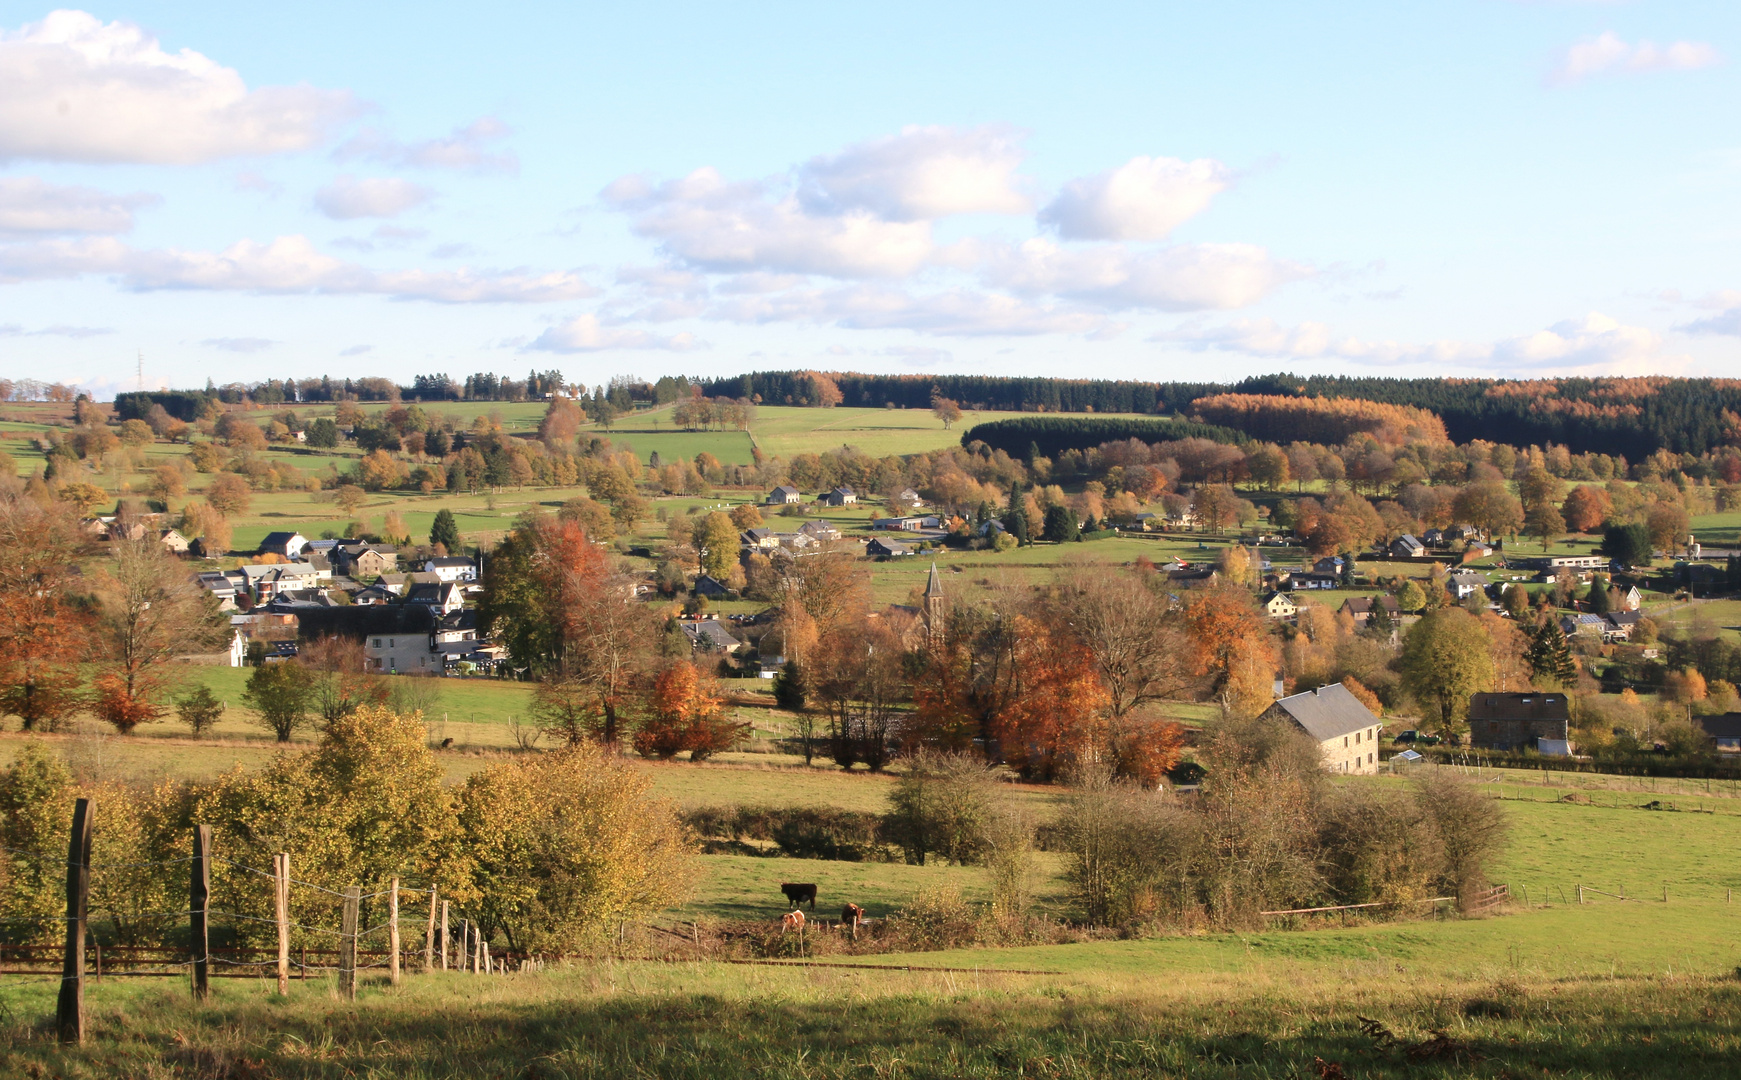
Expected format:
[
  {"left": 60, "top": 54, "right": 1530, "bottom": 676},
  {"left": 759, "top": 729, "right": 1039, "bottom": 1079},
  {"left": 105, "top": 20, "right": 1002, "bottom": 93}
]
[
  {"left": 633, "top": 662, "right": 741, "bottom": 761},
  {"left": 1185, "top": 587, "right": 1278, "bottom": 719},
  {"left": 0, "top": 495, "right": 89, "bottom": 730},
  {"left": 987, "top": 615, "right": 1110, "bottom": 782}
]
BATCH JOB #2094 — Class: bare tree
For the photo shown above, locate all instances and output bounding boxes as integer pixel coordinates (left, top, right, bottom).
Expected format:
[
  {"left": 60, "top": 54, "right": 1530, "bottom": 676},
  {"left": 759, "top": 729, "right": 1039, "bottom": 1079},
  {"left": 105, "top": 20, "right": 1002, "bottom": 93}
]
[
  {"left": 1053, "top": 564, "right": 1189, "bottom": 717},
  {"left": 297, "top": 634, "right": 388, "bottom": 723},
  {"left": 92, "top": 536, "right": 226, "bottom": 732},
  {"left": 556, "top": 568, "right": 656, "bottom": 744}
]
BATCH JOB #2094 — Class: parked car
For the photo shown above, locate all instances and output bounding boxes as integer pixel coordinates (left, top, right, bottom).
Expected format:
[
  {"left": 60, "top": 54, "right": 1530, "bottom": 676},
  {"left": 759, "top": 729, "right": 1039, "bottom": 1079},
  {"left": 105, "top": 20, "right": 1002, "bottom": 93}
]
[{"left": 1393, "top": 730, "right": 1442, "bottom": 746}]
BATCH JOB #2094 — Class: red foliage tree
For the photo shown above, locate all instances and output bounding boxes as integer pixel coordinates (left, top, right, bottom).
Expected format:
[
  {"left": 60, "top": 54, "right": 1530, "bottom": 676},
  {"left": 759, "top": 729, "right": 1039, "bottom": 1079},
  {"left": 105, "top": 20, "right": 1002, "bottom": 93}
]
[{"left": 0, "top": 497, "right": 89, "bottom": 729}]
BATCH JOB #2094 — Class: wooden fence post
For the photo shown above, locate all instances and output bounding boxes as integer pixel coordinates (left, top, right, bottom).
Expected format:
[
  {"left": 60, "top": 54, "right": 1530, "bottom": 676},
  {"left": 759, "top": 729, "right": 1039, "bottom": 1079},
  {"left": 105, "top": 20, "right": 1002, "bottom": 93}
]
[
  {"left": 388, "top": 878, "right": 401, "bottom": 985},
  {"left": 274, "top": 853, "right": 290, "bottom": 996},
  {"left": 425, "top": 889, "right": 437, "bottom": 973},
  {"left": 190, "top": 824, "right": 212, "bottom": 1001},
  {"left": 56, "top": 797, "right": 94, "bottom": 1045},
  {"left": 440, "top": 900, "right": 449, "bottom": 971},
  {"left": 340, "top": 885, "right": 360, "bottom": 1001},
  {"left": 473, "top": 923, "right": 482, "bottom": 974}
]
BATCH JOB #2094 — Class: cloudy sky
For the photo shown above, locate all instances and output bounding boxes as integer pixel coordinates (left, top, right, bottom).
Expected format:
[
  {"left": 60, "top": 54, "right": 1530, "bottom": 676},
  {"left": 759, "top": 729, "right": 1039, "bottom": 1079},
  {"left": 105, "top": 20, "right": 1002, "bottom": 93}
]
[{"left": 0, "top": 2, "right": 1738, "bottom": 396}]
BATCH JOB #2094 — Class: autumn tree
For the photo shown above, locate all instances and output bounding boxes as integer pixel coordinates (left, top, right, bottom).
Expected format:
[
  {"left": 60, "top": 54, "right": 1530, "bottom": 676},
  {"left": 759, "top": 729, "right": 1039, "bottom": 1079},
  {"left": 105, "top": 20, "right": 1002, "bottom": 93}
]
[
  {"left": 1452, "top": 480, "right": 1523, "bottom": 539},
  {"left": 633, "top": 662, "right": 742, "bottom": 760},
  {"left": 179, "top": 501, "right": 231, "bottom": 555},
  {"left": 1561, "top": 485, "right": 1611, "bottom": 534},
  {"left": 1052, "top": 564, "right": 1188, "bottom": 718},
  {"left": 481, "top": 513, "right": 654, "bottom": 742},
  {"left": 0, "top": 495, "right": 89, "bottom": 730},
  {"left": 1184, "top": 588, "right": 1279, "bottom": 719},
  {"left": 241, "top": 662, "right": 317, "bottom": 742},
  {"left": 1646, "top": 501, "right": 1692, "bottom": 554},
  {"left": 538, "top": 394, "right": 582, "bottom": 446},
  {"left": 695, "top": 511, "right": 739, "bottom": 580},
  {"left": 91, "top": 536, "right": 226, "bottom": 732},
  {"left": 1400, "top": 608, "right": 1494, "bottom": 740},
  {"left": 297, "top": 634, "right": 389, "bottom": 723},
  {"left": 931, "top": 395, "right": 964, "bottom": 430},
  {"left": 1525, "top": 503, "right": 1566, "bottom": 552},
  {"left": 729, "top": 502, "right": 764, "bottom": 530},
  {"left": 811, "top": 613, "right": 909, "bottom": 771},
  {"left": 456, "top": 743, "right": 691, "bottom": 952},
  {"left": 205, "top": 473, "right": 253, "bottom": 517}
]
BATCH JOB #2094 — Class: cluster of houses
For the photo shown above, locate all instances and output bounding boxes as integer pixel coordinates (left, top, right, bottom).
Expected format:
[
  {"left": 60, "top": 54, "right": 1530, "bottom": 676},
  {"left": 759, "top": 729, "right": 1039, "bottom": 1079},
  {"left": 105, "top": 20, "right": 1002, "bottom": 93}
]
[{"left": 195, "top": 531, "right": 502, "bottom": 675}]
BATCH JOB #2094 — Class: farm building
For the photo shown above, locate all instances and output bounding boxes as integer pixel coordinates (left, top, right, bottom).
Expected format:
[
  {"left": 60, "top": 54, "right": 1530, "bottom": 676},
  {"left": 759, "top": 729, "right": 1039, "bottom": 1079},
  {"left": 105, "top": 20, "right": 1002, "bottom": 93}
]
[
  {"left": 1466, "top": 692, "right": 1570, "bottom": 753},
  {"left": 766, "top": 485, "right": 802, "bottom": 505},
  {"left": 1696, "top": 714, "right": 1741, "bottom": 753}
]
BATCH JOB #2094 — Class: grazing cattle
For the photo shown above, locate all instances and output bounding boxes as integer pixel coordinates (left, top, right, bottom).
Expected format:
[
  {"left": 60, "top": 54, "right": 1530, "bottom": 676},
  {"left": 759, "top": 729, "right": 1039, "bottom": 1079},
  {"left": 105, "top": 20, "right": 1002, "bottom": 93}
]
[
  {"left": 781, "top": 910, "right": 807, "bottom": 933},
  {"left": 780, "top": 882, "right": 817, "bottom": 910},
  {"left": 841, "top": 903, "right": 865, "bottom": 930}
]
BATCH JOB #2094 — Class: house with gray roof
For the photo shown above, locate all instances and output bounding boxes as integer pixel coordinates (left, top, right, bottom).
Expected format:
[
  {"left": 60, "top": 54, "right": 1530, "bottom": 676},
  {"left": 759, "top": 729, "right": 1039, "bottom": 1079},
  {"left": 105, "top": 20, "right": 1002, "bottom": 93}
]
[{"left": 1258, "top": 683, "right": 1383, "bottom": 775}]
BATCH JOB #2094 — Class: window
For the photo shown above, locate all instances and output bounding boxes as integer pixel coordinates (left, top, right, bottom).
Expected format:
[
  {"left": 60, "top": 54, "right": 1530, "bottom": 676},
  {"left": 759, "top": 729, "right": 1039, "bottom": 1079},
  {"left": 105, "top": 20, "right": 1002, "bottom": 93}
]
[
  {"left": 372, "top": 638, "right": 381, "bottom": 648},
  {"left": 1355, "top": 731, "right": 1361, "bottom": 744},
  {"left": 1344, "top": 736, "right": 1349, "bottom": 747}
]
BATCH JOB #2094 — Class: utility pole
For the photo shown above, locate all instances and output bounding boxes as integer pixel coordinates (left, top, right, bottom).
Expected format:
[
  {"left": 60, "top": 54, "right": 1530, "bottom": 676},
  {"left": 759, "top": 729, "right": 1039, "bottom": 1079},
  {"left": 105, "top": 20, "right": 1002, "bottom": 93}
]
[{"left": 137, "top": 350, "right": 144, "bottom": 393}]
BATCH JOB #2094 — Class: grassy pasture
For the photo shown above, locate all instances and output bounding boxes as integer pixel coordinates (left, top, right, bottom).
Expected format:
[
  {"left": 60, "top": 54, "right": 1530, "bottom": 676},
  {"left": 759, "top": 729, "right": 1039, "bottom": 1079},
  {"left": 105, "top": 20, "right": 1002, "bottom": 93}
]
[{"left": 2, "top": 904, "right": 1739, "bottom": 1078}]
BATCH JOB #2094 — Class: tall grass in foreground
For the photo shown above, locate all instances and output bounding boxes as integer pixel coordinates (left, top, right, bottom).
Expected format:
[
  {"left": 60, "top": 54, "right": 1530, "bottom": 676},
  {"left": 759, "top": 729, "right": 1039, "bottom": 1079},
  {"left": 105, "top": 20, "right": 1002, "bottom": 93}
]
[{"left": 1, "top": 958, "right": 1737, "bottom": 1078}]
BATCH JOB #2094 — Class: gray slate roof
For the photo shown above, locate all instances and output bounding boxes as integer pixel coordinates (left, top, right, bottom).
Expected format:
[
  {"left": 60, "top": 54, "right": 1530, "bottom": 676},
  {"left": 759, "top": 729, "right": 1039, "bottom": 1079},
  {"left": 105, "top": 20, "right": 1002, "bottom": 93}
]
[{"left": 1270, "top": 683, "right": 1378, "bottom": 743}]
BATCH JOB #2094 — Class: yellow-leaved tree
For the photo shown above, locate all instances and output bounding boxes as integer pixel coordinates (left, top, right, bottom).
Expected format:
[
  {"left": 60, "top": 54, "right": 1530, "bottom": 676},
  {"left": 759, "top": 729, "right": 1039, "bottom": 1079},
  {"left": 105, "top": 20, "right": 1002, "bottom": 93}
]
[
  {"left": 197, "top": 706, "right": 472, "bottom": 950},
  {"left": 458, "top": 743, "right": 692, "bottom": 953}
]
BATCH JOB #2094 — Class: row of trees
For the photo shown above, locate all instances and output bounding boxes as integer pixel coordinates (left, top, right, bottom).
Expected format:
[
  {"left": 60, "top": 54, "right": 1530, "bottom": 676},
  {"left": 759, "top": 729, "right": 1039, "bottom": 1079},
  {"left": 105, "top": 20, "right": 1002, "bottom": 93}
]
[{"left": 0, "top": 711, "right": 690, "bottom": 955}]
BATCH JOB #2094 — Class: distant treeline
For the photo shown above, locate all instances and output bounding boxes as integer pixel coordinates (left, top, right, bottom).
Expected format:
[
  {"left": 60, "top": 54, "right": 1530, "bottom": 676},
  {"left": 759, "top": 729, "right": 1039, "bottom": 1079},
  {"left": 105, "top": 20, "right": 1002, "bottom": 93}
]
[
  {"left": 701, "top": 371, "right": 1741, "bottom": 458},
  {"left": 962, "top": 416, "right": 1244, "bottom": 459},
  {"left": 697, "top": 371, "right": 1204, "bottom": 415}
]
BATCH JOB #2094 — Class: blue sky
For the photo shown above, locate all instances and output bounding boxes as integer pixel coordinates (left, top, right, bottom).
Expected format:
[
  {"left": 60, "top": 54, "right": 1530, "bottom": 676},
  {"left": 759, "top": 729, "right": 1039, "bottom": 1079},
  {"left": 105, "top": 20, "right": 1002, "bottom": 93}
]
[{"left": 0, "top": 1, "right": 1738, "bottom": 396}]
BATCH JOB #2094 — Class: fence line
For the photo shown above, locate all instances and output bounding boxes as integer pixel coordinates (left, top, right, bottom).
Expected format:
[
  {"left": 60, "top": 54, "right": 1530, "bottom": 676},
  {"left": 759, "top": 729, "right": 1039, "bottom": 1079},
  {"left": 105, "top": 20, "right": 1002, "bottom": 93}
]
[{"left": 0, "top": 802, "right": 496, "bottom": 1039}]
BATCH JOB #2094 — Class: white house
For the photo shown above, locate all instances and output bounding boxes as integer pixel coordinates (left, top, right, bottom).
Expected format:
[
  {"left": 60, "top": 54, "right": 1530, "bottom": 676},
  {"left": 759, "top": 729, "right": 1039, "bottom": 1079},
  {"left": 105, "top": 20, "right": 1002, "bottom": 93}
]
[
  {"left": 259, "top": 531, "right": 308, "bottom": 559},
  {"left": 1260, "top": 590, "right": 1298, "bottom": 619},
  {"left": 424, "top": 556, "right": 478, "bottom": 582},
  {"left": 1259, "top": 683, "right": 1383, "bottom": 775}
]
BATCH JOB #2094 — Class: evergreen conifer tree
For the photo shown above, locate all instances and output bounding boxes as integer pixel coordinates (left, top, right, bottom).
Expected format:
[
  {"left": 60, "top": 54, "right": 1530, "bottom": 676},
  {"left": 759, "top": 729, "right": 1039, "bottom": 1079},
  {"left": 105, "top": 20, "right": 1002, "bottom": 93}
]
[
  {"left": 430, "top": 508, "right": 461, "bottom": 552},
  {"left": 1526, "top": 618, "right": 1577, "bottom": 687},
  {"left": 1006, "top": 483, "right": 1030, "bottom": 545}
]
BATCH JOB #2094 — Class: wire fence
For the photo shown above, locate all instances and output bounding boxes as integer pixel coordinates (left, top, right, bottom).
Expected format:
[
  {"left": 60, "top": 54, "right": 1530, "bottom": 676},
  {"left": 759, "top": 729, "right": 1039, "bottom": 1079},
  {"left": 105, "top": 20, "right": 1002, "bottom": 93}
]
[{"left": 0, "top": 799, "right": 521, "bottom": 1043}]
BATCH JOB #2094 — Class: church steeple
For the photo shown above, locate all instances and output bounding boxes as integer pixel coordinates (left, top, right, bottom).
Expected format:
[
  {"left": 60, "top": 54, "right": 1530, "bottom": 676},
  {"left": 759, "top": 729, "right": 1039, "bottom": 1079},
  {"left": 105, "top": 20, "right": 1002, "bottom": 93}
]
[{"left": 923, "top": 561, "right": 945, "bottom": 643}]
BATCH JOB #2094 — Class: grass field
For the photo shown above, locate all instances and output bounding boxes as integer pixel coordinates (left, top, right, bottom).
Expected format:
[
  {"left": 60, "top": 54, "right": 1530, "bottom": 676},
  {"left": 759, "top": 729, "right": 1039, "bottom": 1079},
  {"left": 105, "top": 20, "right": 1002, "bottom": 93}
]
[
  {"left": 1, "top": 895, "right": 1738, "bottom": 1077},
  {"left": 5, "top": 730, "right": 1741, "bottom": 1076}
]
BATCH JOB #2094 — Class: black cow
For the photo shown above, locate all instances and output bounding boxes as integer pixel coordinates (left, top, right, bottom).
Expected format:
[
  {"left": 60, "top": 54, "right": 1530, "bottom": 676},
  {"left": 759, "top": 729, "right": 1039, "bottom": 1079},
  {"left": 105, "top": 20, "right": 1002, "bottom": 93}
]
[{"left": 780, "top": 882, "right": 817, "bottom": 910}]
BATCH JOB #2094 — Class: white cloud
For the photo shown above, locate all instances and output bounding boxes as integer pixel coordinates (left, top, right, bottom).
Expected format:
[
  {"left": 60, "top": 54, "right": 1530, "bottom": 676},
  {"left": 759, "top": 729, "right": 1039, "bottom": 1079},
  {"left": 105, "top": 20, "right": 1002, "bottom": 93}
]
[
  {"left": 604, "top": 166, "right": 934, "bottom": 278},
  {"left": 979, "top": 238, "right": 1309, "bottom": 311},
  {"left": 0, "top": 234, "right": 597, "bottom": 303},
  {"left": 881, "top": 344, "right": 953, "bottom": 366},
  {"left": 0, "top": 176, "right": 155, "bottom": 235},
  {"left": 531, "top": 313, "right": 701, "bottom": 352},
  {"left": 710, "top": 283, "right": 1111, "bottom": 337},
  {"left": 0, "top": 322, "right": 111, "bottom": 337},
  {"left": 1157, "top": 311, "right": 1678, "bottom": 372},
  {"left": 0, "top": 10, "right": 357, "bottom": 164},
  {"left": 334, "top": 117, "right": 518, "bottom": 174},
  {"left": 314, "top": 176, "right": 433, "bottom": 220},
  {"left": 202, "top": 336, "right": 274, "bottom": 353},
  {"left": 1040, "top": 156, "right": 1231, "bottom": 241},
  {"left": 1552, "top": 31, "right": 1722, "bottom": 84},
  {"left": 339, "top": 344, "right": 372, "bottom": 356},
  {"left": 796, "top": 124, "right": 1030, "bottom": 221},
  {"left": 1679, "top": 306, "right": 1741, "bottom": 336}
]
